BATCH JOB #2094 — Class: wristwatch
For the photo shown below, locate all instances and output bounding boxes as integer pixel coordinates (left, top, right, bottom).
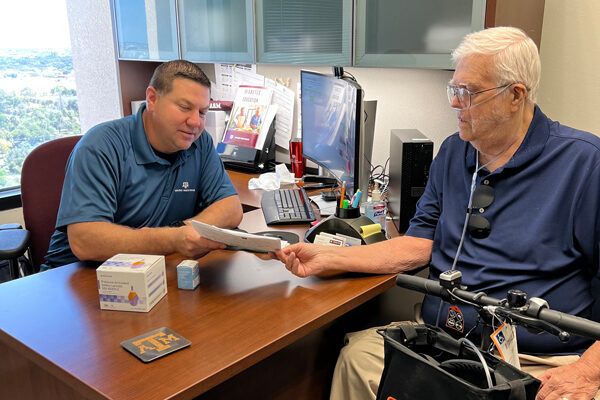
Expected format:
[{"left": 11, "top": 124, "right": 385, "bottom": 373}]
[{"left": 169, "top": 220, "right": 186, "bottom": 227}]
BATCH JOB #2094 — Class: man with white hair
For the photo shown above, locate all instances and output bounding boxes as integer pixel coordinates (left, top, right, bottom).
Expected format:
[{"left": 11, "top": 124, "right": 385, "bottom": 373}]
[{"left": 273, "top": 27, "right": 600, "bottom": 399}]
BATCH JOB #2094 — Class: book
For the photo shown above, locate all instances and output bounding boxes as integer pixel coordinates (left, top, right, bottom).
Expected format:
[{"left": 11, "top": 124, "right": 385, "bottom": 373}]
[{"left": 222, "top": 85, "right": 274, "bottom": 149}]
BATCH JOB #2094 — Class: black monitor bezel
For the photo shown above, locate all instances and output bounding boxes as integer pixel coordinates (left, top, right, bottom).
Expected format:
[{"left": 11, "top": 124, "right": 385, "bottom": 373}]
[{"left": 300, "top": 70, "right": 363, "bottom": 195}]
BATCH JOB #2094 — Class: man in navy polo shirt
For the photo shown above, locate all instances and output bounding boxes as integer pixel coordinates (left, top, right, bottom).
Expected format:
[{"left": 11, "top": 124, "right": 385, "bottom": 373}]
[
  {"left": 273, "top": 27, "right": 600, "bottom": 399},
  {"left": 44, "top": 60, "right": 243, "bottom": 269}
]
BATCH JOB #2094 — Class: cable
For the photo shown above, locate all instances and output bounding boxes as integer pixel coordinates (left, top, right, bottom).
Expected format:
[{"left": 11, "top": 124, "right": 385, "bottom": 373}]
[
  {"left": 464, "top": 315, "right": 481, "bottom": 339},
  {"left": 367, "top": 157, "right": 390, "bottom": 199},
  {"left": 343, "top": 71, "right": 357, "bottom": 82},
  {"left": 448, "top": 288, "right": 480, "bottom": 308},
  {"left": 457, "top": 337, "right": 494, "bottom": 389}
]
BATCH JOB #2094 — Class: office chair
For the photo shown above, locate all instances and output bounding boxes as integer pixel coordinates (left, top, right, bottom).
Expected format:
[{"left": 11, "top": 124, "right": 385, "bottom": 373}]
[
  {"left": 1, "top": 135, "right": 82, "bottom": 277},
  {"left": 0, "top": 223, "right": 31, "bottom": 280}
]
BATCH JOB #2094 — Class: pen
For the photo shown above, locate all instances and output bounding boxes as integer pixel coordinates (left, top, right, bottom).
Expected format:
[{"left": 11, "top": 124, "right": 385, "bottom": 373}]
[
  {"left": 343, "top": 199, "right": 349, "bottom": 209},
  {"left": 352, "top": 190, "right": 362, "bottom": 208},
  {"left": 339, "top": 181, "right": 346, "bottom": 208}
]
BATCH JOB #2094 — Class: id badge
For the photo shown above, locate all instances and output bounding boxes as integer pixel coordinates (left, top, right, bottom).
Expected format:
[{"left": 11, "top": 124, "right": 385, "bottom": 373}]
[{"left": 491, "top": 321, "right": 520, "bottom": 369}]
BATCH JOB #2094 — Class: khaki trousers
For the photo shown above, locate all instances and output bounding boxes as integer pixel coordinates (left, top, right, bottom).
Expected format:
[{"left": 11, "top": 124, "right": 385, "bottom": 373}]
[{"left": 329, "top": 321, "right": 598, "bottom": 400}]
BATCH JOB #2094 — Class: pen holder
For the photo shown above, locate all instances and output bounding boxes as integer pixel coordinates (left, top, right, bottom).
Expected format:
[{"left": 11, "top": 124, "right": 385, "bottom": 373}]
[{"left": 335, "top": 198, "right": 361, "bottom": 219}]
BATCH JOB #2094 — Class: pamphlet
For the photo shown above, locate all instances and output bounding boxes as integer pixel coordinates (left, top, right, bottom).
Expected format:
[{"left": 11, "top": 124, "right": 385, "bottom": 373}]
[
  {"left": 222, "top": 85, "right": 274, "bottom": 149},
  {"left": 190, "top": 220, "right": 286, "bottom": 253}
]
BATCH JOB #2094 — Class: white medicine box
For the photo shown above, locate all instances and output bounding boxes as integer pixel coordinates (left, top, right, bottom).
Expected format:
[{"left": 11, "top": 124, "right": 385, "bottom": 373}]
[{"left": 96, "top": 254, "right": 167, "bottom": 312}]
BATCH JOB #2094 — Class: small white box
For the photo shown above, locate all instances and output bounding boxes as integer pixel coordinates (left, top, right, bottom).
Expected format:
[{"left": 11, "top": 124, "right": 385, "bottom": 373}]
[
  {"left": 205, "top": 110, "right": 227, "bottom": 147},
  {"left": 97, "top": 254, "right": 167, "bottom": 312},
  {"left": 177, "top": 260, "right": 200, "bottom": 290}
]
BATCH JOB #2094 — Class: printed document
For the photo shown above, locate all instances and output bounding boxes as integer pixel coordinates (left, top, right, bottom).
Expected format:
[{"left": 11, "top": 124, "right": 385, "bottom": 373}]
[{"left": 191, "top": 220, "right": 285, "bottom": 253}]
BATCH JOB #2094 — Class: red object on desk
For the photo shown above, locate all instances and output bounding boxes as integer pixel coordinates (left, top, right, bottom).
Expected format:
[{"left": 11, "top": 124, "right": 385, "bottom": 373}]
[{"left": 289, "top": 139, "right": 305, "bottom": 178}]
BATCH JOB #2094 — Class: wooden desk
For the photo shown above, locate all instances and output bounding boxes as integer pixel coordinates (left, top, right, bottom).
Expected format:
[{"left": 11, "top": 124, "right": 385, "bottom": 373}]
[
  {"left": 0, "top": 254, "right": 396, "bottom": 399},
  {"left": 228, "top": 170, "right": 262, "bottom": 209},
  {"left": 0, "top": 171, "right": 399, "bottom": 399}
]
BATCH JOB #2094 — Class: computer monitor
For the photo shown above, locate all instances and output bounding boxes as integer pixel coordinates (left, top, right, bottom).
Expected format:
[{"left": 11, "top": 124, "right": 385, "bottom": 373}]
[{"left": 301, "top": 70, "right": 373, "bottom": 198}]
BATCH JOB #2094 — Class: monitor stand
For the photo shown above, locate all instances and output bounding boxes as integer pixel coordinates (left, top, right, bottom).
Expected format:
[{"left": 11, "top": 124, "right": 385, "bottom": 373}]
[
  {"left": 303, "top": 166, "right": 339, "bottom": 185},
  {"left": 302, "top": 175, "right": 338, "bottom": 185}
]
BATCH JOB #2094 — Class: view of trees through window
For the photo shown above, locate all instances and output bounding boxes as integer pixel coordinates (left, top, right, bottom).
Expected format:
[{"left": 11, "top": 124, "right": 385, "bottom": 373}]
[{"left": 0, "top": 0, "right": 79, "bottom": 191}]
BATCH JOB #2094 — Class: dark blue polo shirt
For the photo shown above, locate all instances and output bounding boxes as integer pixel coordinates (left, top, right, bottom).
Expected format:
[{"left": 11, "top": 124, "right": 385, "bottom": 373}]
[
  {"left": 44, "top": 105, "right": 237, "bottom": 269},
  {"left": 406, "top": 106, "right": 600, "bottom": 354}
]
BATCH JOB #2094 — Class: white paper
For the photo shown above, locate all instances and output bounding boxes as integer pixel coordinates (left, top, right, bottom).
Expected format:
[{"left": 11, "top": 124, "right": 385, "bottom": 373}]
[
  {"left": 235, "top": 68, "right": 266, "bottom": 89},
  {"left": 265, "top": 78, "right": 295, "bottom": 148},
  {"left": 254, "top": 104, "right": 278, "bottom": 150},
  {"left": 210, "top": 80, "right": 225, "bottom": 101},
  {"left": 309, "top": 195, "right": 337, "bottom": 216},
  {"left": 214, "top": 63, "right": 257, "bottom": 101},
  {"left": 191, "top": 220, "right": 283, "bottom": 253},
  {"left": 275, "top": 163, "right": 295, "bottom": 186}
]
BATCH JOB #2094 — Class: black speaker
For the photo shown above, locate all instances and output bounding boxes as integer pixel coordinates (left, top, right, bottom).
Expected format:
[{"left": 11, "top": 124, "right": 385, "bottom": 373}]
[{"left": 388, "top": 129, "right": 433, "bottom": 233}]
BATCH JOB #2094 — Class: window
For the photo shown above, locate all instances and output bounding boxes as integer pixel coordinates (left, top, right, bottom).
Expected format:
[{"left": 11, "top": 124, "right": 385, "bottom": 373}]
[{"left": 0, "top": 0, "right": 80, "bottom": 192}]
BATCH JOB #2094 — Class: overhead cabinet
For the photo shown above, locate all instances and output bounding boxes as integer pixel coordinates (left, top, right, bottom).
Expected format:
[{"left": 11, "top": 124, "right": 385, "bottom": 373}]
[
  {"left": 178, "top": 0, "right": 254, "bottom": 63},
  {"left": 114, "top": 0, "right": 179, "bottom": 61},
  {"left": 113, "top": 0, "right": 544, "bottom": 68},
  {"left": 255, "top": 0, "right": 352, "bottom": 65},
  {"left": 354, "top": 0, "right": 486, "bottom": 68}
]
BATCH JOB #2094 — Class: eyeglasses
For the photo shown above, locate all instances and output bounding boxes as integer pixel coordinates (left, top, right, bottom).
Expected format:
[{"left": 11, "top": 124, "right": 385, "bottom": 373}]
[
  {"left": 447, "top": 84, "right": 512, "bottom": 110},
  {"left": 468, "top": 184, "right": 494, "bottom": 239}
]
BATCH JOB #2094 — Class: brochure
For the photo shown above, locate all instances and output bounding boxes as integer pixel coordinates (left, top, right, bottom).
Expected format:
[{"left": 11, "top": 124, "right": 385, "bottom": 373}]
[
  {"left": 190, "top": 220, "right": 286, "bottom": 253},
  {"left": 222, "top": 85, "right": 274, "bottom": 149}
]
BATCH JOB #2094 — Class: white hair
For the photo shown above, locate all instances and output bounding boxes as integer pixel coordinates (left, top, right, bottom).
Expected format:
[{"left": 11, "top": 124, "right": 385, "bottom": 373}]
[{"left": 452, "top": 26, "right": 541, "bottom": 103}]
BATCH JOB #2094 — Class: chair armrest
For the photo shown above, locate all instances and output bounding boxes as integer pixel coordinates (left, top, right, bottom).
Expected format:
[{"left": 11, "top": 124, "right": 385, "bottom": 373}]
[{"left": 0, "top": 223, "right": 23, "bottom": 230}]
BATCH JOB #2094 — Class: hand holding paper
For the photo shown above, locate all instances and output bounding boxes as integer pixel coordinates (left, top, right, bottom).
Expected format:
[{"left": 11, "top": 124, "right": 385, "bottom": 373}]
[{"left": 191, "top": 220, "right": 286, "bottom": 253}]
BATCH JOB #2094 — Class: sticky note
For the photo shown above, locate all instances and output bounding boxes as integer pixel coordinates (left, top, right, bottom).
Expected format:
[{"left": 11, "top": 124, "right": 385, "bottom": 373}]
[{"left": 360, "top": 223, "right": 382, "bottom": 238}]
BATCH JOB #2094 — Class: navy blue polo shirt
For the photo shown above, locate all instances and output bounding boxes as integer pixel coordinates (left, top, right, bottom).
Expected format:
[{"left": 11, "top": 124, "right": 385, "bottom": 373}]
[
  {"left": 44, "top": 105, "right": 237, "bottom": 269},
  {"left": 406, "top": 106, "right": 600, "bottom": 354}
]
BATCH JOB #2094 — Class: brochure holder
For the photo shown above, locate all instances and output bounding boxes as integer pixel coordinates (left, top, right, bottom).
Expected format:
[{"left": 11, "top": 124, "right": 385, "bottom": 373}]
[
  {"left": 304, "top": 214, "right": 387, "bottom": 245},
  {"left": 216, "top": 120, "right": 276, "bottom": 173}
]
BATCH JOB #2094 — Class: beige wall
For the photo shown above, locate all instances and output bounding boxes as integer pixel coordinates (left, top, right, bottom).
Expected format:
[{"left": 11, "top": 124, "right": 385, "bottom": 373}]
[
  {"left": 0, "top": 208, "right": 24, "bottom": 227},
  {"left": 199, "top": 64, "right": 457, "bottom": 169},
  {"left": 65, "top": 0, "right": 122, "bottom": 133},
  {"left": 537, "top": 0, "right": 600, "bottom": 134}
]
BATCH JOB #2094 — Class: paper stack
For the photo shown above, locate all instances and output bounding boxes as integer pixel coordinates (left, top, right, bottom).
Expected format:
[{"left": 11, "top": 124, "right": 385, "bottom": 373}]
[{"left": 313, "top": 232, "right": 362, "bottom": 247}]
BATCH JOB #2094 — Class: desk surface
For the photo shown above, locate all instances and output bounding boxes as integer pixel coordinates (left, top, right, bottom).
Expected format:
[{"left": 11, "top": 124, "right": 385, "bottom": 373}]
[
  {"left": 0, "top": 253, "right": 396, "bottom": 400},
  {"left": 0, "top": 170, "right": 399, "bottom": 400}
]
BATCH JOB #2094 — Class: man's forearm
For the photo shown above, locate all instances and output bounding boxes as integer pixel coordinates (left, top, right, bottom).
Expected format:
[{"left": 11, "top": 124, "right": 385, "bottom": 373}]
[
  {"left": 68, "top": 195, "right": 243, "bottom": 262},
  {"left": 68, "top": 222, "right": 182, "bottom": 261},
  {"left": 185, "top": 195, "right": 243, "bottom": 229},
  {"left": 324, "top": 235, "right": 432, "bottom": 274}
]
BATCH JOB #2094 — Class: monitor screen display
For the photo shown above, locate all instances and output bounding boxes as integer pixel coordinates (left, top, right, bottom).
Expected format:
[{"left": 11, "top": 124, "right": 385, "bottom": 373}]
[{"left": 301, "top": 70, "right": 362, "bottom": 195}]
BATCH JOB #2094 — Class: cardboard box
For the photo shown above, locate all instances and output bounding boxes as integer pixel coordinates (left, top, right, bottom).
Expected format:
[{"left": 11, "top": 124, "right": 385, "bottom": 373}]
[
  {"left": 97, "top": 254, "right": 167, "bottom": 312},
  {"left": 177, "top": 260, "right": 200, "bottom": 290}
]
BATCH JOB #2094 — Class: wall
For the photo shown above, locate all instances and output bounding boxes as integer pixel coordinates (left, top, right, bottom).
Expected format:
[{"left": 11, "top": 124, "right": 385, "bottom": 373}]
[
  {"left": 536, "top": 0, "right": 600, "bottom": 134},
  {"left": 0, "top": 208, "right": 24, "bottom": 227},
  {"left": 65, "top": 0, "right": 123, "bottom": 133},
  {"left": 200, "top": 64, "right": 456, "bottom": 169}
]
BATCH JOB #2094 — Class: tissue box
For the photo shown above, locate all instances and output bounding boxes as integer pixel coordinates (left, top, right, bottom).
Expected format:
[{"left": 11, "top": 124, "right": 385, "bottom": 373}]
[
  {"left": 177, "top": 260, "right": 200, "bottom": 290},
  {"left": 97, "top": 254, "right": 167, "bottom": 312}
]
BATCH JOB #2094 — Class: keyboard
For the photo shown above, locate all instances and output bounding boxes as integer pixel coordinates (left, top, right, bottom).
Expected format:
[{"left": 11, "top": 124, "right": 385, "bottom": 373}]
[{"left": 261, "top": 188, "right": 317, "bottom": 225}]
